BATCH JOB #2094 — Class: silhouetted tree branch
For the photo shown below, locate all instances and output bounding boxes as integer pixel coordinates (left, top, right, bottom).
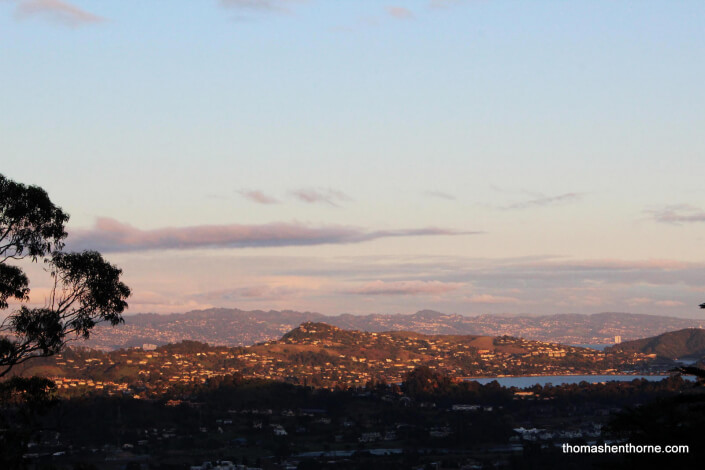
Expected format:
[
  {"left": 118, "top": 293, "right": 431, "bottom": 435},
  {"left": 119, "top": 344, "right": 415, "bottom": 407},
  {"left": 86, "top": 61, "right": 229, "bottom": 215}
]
[{"left": 0, "top": 173, "right": 130, "bottom": 378}]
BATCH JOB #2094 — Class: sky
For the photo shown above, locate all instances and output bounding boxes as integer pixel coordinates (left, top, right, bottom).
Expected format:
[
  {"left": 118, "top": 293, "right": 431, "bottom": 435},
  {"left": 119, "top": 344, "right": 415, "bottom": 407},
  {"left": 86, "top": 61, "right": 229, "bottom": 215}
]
[{"left": 2, "top": 0, "right": 705, "bottom": 318}]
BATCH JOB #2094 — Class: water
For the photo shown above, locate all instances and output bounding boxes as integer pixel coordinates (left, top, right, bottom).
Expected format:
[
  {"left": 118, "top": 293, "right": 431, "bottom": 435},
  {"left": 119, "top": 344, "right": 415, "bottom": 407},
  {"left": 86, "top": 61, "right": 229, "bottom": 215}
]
[
  {"left": 465, "top": 374, "right": 689, "bottom": 388},
  {"left": 675, "top": 358, "right": 698, "bottom": 366},
  {"left": 571, "top": 344, "right": 613, "bottom": 351}
]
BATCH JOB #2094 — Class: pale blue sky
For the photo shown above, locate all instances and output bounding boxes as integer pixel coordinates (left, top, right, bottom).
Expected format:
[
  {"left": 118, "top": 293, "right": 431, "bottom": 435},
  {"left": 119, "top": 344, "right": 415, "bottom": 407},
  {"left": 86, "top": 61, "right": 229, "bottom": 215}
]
[{"left": 3, "top": 1, "right": 705, "bottom": 317}]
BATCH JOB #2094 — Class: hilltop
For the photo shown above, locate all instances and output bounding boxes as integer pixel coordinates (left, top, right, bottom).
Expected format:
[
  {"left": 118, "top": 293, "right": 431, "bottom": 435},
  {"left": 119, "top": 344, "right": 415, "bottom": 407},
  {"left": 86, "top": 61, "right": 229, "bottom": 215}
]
[
  {"left": 83, "top": 308, "right": 705, "bottom": 350},
  {"left": 15, "top": 322, "right": 663, "bottom": 395},
  {"left": 607, "top": 328, "right": 705, "bottom": 359}
]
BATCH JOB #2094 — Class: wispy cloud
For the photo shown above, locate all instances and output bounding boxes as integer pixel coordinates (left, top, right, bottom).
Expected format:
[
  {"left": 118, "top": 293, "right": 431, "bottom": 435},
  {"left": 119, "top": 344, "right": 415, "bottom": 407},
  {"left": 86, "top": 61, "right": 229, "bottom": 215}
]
[
  {"left": 424, "top": 190, "right": 456, "bottom": 200},
  {"left": 219, "top": 0, "right": 302, "bottom": 14},
  {"left": 281, "top": 255, "right": 705, "bottom": 310},
  {"left": 13, "top": 0, "right": 103, "bottom": 27},
  {"left": 626, "top": 297, "right": 686, "bottom": 308},
  {"left": 625, "top": 297, "right": 652, "bottom": 306},
  {"left": 196, "top": 285, "right": 302, "bottom": 301},
  {"left": 648, "top": 204, "right": 705, "bottom": 224},
  {"left": 290, "top": 188, "right": 352, "bottom": 207},
  {"left": 345, "top": 280, "right": 463, "bottom": 296},
  {"left": 68, "top": 217, "right": 476, "bottom": 252},
  {"left": 73, "top": 252, "right": 705, "bottom": 315},
  {"left": 429, "top": 0, "right": 464, "bottom": 9},
  {"left": 465, "top": 294, "right": 521, "bottom": 304},
  {"left": 386, "top": 6, "right": 414, "bottom": 20},
  {"left": 237, "top": 189, "right": 280, "bottom": 204},
  {"left": 506, "top": 192, "right": 583, "bottom": 210}
]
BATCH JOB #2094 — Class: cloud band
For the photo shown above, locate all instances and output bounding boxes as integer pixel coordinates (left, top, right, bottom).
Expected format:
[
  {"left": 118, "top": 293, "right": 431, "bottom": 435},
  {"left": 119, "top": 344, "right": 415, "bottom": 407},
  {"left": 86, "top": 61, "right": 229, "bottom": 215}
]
[{"left": 67, "top": 217, "right": 478, "bottom": 252}]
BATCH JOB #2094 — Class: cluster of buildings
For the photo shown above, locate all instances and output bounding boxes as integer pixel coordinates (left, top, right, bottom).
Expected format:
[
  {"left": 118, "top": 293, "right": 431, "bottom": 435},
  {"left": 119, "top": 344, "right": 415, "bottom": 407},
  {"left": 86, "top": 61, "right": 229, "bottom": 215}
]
[{"left": 38, "top": 323, "right": 659, "bottom": 397}]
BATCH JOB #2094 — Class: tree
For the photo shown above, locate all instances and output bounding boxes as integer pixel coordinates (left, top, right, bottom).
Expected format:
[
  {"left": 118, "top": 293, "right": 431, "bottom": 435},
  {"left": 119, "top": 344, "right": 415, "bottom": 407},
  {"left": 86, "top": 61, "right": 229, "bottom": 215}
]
[
  {"left": 0, "top": 173, "right": 130, "bottom": 378},
  {"left": 402, "top": 366, "right": 453, "bottom": 398}
]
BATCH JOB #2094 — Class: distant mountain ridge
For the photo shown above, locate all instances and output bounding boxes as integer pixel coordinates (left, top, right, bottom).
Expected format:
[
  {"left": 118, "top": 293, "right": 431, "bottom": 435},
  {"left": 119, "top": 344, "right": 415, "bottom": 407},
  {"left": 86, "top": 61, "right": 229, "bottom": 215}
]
[
  {"left": 83, "top": 308, "right": 705, "bottom": 351},
  {"left": 607, "top": 328, "right": 705, "bottom": 359}
]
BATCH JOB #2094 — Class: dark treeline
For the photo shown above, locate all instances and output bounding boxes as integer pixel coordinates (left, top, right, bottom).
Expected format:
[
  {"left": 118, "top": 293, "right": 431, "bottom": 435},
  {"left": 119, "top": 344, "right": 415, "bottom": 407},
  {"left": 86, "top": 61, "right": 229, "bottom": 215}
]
[{"left": 2, "top": 366, "right": 704, "bottom": 469}]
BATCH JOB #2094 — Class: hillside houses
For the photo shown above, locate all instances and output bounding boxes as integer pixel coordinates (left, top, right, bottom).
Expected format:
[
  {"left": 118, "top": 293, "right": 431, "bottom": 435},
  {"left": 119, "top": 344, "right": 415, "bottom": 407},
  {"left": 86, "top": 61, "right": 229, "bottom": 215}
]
[{"left": 22, "top": 323, "right": 663, "bottom": 398}]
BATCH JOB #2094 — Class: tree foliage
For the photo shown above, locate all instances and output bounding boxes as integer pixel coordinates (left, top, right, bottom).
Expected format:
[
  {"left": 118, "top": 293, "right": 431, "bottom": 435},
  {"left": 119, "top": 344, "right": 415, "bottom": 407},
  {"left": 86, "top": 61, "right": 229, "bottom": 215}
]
[
  {"left": 0, "top": 173, "right": 130, "bottom": 378},
  {"left": 402, "top": 366, "right": 453, "bottom": 398},
  {"left": 0, "top": 174, "right": 68, "bottom": 263}
]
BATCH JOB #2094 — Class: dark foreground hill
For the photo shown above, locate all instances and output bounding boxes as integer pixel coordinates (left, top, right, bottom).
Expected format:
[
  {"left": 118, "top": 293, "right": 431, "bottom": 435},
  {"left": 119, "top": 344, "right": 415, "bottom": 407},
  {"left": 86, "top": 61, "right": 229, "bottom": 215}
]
[
  {"left": 83, "top": 307, "right": 705, "bottom": 350},
  {"left": 607, "top": 328, "right": 705, "bottom": 359}
]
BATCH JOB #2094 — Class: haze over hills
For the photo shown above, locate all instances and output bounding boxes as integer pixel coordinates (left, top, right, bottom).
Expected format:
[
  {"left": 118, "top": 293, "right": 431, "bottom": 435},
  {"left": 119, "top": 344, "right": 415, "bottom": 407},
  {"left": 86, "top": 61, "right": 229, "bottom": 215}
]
[
  {"left": 607, "top": 328, "right": 705, "bottom": 360},
  {"left": 83, "top": 308, "right": 705, "bottom": 351}
]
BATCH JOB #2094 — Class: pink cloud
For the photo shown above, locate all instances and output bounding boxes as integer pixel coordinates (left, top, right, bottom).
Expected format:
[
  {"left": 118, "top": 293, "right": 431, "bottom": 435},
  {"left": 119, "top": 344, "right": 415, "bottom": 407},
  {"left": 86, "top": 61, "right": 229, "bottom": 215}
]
[
  {"left": 466, "top": 294, "right": 520, "bottom": 304},
  {"left": 655, "top": 300, "right": 685, "bottom": 307},
  {"left": 128, "top": 299, "right": 214, "bottom": 315},
  {"left": 346, "top": 280, "right": 463, "bottom": 296},
  {"left": 196, "top": 285, "right": 301, "bottom": 301},
  {"left": 290, "top": 188, "right": 352, "bottom": 206},
  {"left": 127, "top": 291, "right": 176, "bottom": 306},
  {"left": 567, "top": 295, "right": 606, "bottom": 307},
  {"left": 626, "top": 297, "right": 653, "bottom": 306},
  {"left": 648, "top": 204, "right": 705, "bottom": 224},
  {"left": 506, "top": 192, "right": 583, "bottom": 210},
  {"left": 387, "top": 6, "right": 414, "bottom": 20},
  {"left": 68, "top": 217, "right": 475, "bottom": 252},
  {"left": 539, "top": 259, "right": 692, "bottom": 270},
  {"left": 15, "top": 0, "right": 103, "bottom": 27},
  {"left": 237, "top": 189, "right": 279, "bottom": 204}
]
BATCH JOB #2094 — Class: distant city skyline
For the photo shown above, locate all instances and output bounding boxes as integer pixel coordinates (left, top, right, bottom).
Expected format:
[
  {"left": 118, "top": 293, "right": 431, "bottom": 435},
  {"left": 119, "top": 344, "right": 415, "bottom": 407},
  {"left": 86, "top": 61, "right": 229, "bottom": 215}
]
[{"left": 3, "top": 1, "right": 705, "bottom": 316}]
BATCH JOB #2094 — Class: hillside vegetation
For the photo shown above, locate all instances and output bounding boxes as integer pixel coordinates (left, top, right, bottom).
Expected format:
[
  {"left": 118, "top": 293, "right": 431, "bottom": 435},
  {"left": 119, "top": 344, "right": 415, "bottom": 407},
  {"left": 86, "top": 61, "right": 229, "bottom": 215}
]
[{"left": 607, "top": 328, "right": 705, "bottom": 359}]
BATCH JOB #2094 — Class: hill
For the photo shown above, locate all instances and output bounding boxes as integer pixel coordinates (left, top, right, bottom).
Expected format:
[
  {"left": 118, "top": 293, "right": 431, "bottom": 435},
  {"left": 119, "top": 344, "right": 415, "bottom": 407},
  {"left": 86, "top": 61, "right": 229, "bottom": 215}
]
[
  {"left": 82, "top": 308, "right": 705, "bottom": 351},
  {"left": 607, "top": 328, "right": 705, "bottom": 359},
  {"left": 19, "top": 321, "right": 665, "bottom": 395}
]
